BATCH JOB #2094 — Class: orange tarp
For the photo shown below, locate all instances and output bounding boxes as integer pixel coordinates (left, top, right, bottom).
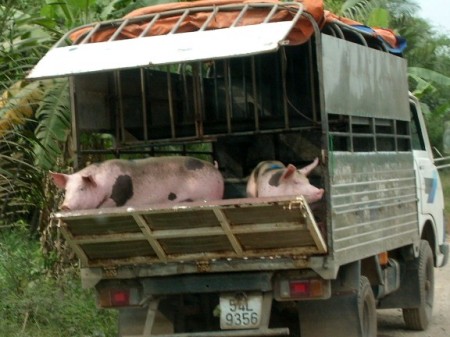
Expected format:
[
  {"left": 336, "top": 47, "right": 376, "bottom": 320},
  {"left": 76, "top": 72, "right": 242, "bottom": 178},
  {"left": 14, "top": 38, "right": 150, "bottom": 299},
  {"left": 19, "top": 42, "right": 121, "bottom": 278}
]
[
  {"left": 68, "top": 0, "right": 401, "bottom": 50},
  {"left": 324, "top": 11, "right": 399, "bottom": 50},
  {"left": 69, "top": 0, "right": 325, "bottom": 45}
]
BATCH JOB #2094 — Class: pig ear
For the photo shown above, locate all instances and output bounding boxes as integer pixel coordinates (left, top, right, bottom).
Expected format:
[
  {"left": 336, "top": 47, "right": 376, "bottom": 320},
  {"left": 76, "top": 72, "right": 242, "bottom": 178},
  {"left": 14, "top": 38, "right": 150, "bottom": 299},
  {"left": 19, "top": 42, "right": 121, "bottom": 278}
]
[
  {"left": 281, "top": 164, "right": 297, "bottom": 180},
  {"left": 298, "top": 157, "right": 319, "bottom": 176},
  {"left": 50, "top": 172, "right": 68, "bottom": 189},
  {"left": 82, "top": 175, "right": 97, "bottom": 188}
]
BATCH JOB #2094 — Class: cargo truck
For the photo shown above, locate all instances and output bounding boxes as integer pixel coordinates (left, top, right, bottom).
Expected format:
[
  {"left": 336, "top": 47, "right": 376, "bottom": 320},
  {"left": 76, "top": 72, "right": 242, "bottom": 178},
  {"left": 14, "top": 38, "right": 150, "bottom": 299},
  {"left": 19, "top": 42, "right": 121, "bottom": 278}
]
[{"left": 28, "top": 1, "right": 448, "bottom": 336}]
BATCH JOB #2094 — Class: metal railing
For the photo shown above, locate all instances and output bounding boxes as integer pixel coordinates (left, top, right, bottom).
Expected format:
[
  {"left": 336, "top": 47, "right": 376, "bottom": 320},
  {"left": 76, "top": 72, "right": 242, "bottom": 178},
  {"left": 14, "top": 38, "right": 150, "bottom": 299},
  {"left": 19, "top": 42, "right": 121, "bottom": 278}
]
[{"left": 57, "top": 2, "right": 305, "bottom": 46}]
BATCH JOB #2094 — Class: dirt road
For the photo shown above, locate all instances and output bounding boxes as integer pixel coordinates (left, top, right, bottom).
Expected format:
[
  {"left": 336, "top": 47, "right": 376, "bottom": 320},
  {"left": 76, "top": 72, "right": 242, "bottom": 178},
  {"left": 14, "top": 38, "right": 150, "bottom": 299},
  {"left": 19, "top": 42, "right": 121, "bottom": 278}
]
[{"left": 377, "top": 240, "right": 450, "bottom": 337}]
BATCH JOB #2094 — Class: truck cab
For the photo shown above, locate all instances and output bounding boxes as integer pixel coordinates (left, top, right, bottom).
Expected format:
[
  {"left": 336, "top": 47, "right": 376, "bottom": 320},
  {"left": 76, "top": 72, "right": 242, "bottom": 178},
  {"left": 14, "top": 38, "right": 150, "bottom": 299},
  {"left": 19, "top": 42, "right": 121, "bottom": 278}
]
[{"left": 410, "top": 96, "right": 448, "bottom": 267}]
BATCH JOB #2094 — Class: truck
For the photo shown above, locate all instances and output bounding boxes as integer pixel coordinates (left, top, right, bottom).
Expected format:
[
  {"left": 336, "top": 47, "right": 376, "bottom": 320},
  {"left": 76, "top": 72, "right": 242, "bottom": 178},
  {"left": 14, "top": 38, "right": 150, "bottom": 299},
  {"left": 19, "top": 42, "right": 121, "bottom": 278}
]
[{"left": 27, "top": 1, "right": 448, "bottom": 336}]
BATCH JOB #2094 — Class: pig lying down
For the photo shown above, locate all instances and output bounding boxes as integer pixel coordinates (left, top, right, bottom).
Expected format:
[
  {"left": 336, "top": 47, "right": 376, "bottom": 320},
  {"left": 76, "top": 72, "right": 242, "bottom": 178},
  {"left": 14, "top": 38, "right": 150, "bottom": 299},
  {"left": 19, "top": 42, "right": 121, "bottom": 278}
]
[
  {"left": 246, "top": 158, "right": 324, "bottom": 203},
  {"left": 51, "top": 156, "right": 224, "bottom": 211}
]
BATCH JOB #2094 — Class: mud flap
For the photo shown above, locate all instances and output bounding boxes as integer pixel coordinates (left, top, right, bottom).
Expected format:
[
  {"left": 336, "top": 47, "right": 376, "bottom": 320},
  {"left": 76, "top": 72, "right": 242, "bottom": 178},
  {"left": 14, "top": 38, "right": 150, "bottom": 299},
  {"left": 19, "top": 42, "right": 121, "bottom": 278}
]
[
  {"left": 297, "top": 291, "right": 361, "bottom": 337},
  {"left": 119, "top": 307, "right": 149, "bottom": 336},
  {"left": 297, "top": 261, "right": 366, "bottom": 337},
  {"left": 377, "top": 245, "right": 421, "bottom": 309},
  {"left": 118, "top": 299, "right": 173, "bottom": 337}
]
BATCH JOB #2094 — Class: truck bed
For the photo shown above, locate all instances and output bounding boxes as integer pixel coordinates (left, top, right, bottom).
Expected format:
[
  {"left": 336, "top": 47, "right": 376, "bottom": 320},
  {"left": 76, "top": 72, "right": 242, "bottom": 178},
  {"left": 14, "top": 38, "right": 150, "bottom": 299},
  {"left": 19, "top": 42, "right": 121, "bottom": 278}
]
[{"left": 55, "top": 196, "right": 326, "bottom": 273}]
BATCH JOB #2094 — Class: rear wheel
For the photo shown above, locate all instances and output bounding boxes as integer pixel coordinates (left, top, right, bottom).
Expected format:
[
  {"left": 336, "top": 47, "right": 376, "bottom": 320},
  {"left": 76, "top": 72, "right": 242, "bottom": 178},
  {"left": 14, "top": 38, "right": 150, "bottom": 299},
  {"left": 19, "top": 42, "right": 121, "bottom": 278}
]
[
  {"left": 402, "top": 240, "right": 434, "bottom": 330},
  {"left": 359, "top": 276, "right": 377, "bottom": 337}
]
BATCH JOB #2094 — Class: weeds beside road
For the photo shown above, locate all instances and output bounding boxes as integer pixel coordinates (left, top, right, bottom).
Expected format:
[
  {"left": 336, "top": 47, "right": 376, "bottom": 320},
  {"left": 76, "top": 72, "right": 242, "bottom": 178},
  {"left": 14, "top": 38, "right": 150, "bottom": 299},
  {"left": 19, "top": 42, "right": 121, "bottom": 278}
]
[{"left": 0, "top": 225, "right": 117, "bottom": 337}]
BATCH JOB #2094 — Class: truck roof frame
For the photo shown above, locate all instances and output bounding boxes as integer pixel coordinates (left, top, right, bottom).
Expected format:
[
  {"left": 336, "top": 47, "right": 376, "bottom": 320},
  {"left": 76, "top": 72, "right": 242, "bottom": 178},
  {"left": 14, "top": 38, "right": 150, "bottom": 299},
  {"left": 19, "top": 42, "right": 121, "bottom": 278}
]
[{"left": 27, "top": 2, "right": 309, "bottom": 79}]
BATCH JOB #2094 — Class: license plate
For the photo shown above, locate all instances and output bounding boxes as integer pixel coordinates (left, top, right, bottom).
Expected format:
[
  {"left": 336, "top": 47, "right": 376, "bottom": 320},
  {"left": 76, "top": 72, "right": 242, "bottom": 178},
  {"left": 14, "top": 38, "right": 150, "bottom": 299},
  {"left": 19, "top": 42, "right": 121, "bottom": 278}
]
[{"left": 220, "top": 292, "right": 262, "bottom": 330}]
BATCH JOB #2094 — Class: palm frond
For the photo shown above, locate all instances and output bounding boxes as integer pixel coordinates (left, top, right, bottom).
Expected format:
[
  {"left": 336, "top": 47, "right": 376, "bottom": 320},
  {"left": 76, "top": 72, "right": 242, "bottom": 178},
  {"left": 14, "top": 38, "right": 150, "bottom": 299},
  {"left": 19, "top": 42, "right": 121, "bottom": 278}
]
[
  {"left": 386, "top": 0, "right": 420, "bottom": 19},
  {"left": 0, "top": 80, "right": 44, "bottom": 136},
  {"left": 409, "top": 67, "right": 450, "bottom": 87},
  {"left": 340, "top": 0, "right": 386, "bottom": 22},
  {"left": 0, "top": 127, "right": 43, "bottom": 224},
  {"left": 0, "top": 5, "right": 57, "bottom": 82},
  {"left": 33, "top": 79, "right": 71, "bottom": 171}
]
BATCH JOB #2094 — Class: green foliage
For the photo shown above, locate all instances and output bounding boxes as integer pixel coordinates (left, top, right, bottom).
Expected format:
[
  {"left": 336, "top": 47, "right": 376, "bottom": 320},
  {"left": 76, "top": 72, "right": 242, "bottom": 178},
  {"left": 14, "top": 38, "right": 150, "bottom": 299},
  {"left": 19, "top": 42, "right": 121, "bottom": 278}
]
[
  {"left": 0, "top": 225, "right": 118, "bottom": 337},
  {"left": 0, "top": 127, "right": 43, "bottom": 225},
  {"left": 42, "top": 0, "right": 104, "bottom": 28},
  {"left": 409, "top": 67, "right": 450, "bottom": 90},
  {"left": 366, "top": 7, "right": 389, "bottom": 28},
  {"left": 341, "top": 0, "right": 385, "bottom": 22},
  {"left": 34, "top": 79, "right": 71, "bottom": 170},
  {"left": 325, "top": 0, "right": 419, "bottom": 23},
  {"left": 0, "top": 5, "right": 53, "bottom": 88}
]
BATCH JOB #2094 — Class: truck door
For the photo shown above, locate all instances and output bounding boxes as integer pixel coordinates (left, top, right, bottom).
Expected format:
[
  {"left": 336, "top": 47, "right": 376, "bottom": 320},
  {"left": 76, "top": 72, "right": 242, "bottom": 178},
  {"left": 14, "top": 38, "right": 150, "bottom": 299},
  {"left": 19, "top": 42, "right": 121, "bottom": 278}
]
[{"left": 410, "top": 98, "right": 445, "bottom": 235}]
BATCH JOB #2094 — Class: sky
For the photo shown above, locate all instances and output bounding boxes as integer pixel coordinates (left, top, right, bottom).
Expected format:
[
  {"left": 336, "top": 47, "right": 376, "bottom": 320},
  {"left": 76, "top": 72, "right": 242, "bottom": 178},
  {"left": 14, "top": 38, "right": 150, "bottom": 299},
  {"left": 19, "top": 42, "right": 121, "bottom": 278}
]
[{"left": 417, "top": 0, "right": 450, "bottom": 34}]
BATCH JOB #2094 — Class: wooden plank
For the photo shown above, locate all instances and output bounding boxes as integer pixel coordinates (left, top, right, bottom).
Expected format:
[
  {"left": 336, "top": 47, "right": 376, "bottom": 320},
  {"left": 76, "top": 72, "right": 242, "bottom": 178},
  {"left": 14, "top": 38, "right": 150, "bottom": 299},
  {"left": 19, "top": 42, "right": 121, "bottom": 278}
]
[
  {"left": 71, "top": 232, "right": 145, "bottom": 244},
  {"left": 58, "top": 220, "right": 90, "bottom": 266},
  {"left": 133, "top": 214, "right": 168, "bottom": 263},
  {"left": 64, "top": 215, "right": 141, "bottom": 236},
  {"left": 302, "top": 200, "right": 327, "bottom": 253},
  {"left": 213, "top": 208, "right": 243, "bottom": 256},
  {"left": 80, "top": 240, "right": 155, "bottom": 260},
  {"left": 57, "top": 195, "right": 327, "bottom": 266}
]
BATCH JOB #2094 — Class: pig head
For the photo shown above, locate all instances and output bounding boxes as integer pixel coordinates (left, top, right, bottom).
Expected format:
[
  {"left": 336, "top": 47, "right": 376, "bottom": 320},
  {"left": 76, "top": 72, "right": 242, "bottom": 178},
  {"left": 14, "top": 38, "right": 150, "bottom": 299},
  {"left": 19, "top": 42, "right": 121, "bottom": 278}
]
[
  {"left": 50, "top": 156, "right": 224, "bottom": 211},
  {"left": 246, "top": 158, "right": 324, "bottom": 203}
]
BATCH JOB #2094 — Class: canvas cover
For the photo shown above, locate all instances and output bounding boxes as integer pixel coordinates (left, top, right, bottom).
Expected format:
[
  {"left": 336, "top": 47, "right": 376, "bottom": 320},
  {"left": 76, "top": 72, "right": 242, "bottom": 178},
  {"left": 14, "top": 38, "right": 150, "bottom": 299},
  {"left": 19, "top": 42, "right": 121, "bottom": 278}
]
[{"left": 68, "top": 0, "right": 406, "bottom": 52}]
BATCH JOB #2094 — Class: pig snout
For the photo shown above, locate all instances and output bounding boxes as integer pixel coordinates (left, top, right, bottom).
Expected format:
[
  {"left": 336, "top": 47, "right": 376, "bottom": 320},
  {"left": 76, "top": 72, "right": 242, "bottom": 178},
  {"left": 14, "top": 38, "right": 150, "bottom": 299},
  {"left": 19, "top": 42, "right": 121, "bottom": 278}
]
[
  {"left": 302, "top": 187, "right": 325, "bottom": 203},
  {"left": 60, "top": 205, "right": 71, "bottom": 211}
]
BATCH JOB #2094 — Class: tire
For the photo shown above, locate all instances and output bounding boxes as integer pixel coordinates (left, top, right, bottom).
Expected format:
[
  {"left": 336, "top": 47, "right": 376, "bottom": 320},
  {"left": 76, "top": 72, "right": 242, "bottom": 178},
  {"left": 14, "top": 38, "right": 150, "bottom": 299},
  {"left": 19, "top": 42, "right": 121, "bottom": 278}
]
[
  {"left": 359, "top": 276, "right": 377, "bottom": 337},
  {"left": 402, "top": 240, "right": 434, "bottom": 330}
]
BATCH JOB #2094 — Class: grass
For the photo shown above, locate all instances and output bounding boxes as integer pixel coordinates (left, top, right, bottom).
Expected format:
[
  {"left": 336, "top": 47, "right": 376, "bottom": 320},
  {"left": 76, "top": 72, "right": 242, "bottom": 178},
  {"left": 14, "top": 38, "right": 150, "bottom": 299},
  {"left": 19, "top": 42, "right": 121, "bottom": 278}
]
[{"left": 0, "top": 225, "right": 117, "bottom": 337}]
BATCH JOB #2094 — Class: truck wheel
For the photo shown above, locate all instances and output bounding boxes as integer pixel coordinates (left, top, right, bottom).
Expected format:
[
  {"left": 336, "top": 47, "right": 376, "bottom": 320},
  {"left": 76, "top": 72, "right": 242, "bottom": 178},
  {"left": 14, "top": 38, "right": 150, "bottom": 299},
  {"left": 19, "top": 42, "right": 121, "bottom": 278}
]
[
  {"left": 402, "top": 240, "right": 434, "bottom": 330},
  {"left": 359, "top": 276, "right": 377, "bottom": 337}
]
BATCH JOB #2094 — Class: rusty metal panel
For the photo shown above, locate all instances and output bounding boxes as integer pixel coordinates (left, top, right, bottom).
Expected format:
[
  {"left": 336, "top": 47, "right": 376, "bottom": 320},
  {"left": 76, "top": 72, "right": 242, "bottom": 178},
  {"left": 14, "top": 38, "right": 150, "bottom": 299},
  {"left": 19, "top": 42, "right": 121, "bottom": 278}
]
[
  {"left": 55, "top": 196, "right": 326, "bottom": 268},
  {"left": 321, "top": 34, "right": 410, "bottom": 121},
  {"left": 329, "top": 152, "right": 419, "bottom": 264}
]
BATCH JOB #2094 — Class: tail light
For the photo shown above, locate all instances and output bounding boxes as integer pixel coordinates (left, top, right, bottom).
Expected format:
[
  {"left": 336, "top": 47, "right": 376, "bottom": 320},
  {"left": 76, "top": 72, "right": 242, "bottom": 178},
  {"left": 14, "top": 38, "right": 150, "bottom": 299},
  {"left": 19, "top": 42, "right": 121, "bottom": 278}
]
[
  {"left": 378, "top": 252, "right": 389, "bottom": 266},
  {"left": 275, "top": 277, "right": 330, "bottom": 301},
  {"left": 97, "top": 287, "right": 142, "bottom": 308}
]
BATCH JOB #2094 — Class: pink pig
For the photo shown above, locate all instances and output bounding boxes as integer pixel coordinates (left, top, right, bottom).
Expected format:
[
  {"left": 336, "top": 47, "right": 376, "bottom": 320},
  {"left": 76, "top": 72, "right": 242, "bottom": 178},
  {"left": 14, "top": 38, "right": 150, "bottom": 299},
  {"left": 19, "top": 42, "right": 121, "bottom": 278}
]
[
  {"left": 246, "top": 158, "right": 324, "bottom": 203},
  {"left": 50, "top": 156, "right": 224, "bottom": 211}
]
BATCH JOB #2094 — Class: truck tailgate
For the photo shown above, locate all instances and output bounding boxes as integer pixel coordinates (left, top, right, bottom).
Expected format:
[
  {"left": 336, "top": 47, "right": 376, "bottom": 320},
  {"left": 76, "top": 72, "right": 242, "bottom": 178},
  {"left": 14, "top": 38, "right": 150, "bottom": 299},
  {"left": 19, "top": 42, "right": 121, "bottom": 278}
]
[{"left": 54, "top": 196, "right": 326, "bottom": 268}]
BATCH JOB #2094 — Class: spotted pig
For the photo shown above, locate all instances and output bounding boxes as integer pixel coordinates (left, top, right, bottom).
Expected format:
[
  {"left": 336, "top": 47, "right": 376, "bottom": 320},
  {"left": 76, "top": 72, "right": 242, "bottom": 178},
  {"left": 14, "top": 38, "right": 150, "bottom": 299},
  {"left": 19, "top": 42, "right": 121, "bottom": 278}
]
[
  {"left": 246, "top": 158, "right": 324, "bottom": 203},
  {"left": 50, "top": 156, "right": 224, "bottom": 211}
]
